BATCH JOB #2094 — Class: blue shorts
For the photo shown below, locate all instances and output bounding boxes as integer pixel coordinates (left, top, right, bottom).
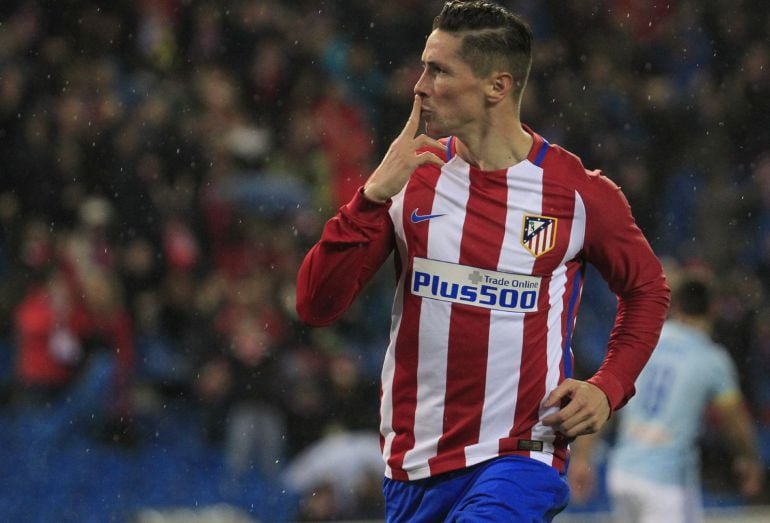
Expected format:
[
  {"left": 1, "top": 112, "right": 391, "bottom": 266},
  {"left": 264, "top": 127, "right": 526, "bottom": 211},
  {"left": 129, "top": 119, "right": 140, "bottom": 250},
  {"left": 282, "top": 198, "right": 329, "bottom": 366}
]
[{"left": 383, "top": 456, "right": 570, "bottom": 522}]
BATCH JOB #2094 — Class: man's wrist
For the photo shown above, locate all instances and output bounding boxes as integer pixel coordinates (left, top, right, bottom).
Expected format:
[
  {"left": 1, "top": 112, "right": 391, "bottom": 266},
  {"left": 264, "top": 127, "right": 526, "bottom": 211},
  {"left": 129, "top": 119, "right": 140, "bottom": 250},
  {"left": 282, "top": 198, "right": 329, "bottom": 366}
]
[{"left": 362, "top": 184, "right": 389, "bottom": 204}]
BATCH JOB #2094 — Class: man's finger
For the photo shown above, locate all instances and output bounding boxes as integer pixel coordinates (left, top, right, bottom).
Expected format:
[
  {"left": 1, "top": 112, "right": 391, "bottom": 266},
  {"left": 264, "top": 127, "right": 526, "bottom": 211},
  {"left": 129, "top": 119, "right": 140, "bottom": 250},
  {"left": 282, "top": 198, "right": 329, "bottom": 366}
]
[
  {"left": 415, "top": 151, "right": 446, "bottom": 167},
  {"left": 543, "top": 379, "right": 574, "bottom": 409},
  {"left": 542, "top": 397, "right": 580, "bottom": 427},
  {"left": 414, "top": 134, "right": 448, "bottom": 152},
  {"left": 401, "top": 94, "right": 423, "bottom": 138},
  {"left": 562, "top": 418, "right": 593, "bottom": 438}
]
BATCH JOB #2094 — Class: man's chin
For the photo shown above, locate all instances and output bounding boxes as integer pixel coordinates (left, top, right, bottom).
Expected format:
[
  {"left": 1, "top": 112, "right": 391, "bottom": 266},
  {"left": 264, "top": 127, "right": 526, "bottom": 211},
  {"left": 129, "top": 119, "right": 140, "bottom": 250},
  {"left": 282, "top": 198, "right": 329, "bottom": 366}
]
[{"left": 424, "top": 122, "right": 445, "bottom": 138}]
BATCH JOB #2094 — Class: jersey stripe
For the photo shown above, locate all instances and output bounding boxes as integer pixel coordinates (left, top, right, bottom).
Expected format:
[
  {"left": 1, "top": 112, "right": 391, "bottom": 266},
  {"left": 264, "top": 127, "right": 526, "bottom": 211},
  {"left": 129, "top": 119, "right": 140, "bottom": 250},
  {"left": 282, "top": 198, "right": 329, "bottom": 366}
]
[
  {"left": 530, "top": 148, "right": 579, "bottom": 469},
  {"left": 564, "top": 191, "right": 587, "bottom": 366},
  {"left": 381, "top": 186, "right": 407, "bottom": 478},
  {"left": 465, "top": 161, "right": 540, "bottom": 466},
  {"left": 384, "top": 167, "right": 444, "bottom": 479},
  {"left": 547, "top": 192, "right": 587, "bottom": 468},
  {"left": 563, "top": 267, "right": 583, "bottom": 380},
  {"left": 507, "top": 152, "right": 548, "bottom": 454},
  {"left": 533, "top": 137, "right": 550, "bottom": 166},
  {"left": 429, "top": 166, "right": 508, "bottom": 475},
  {"left": 401, "top": 159, "right": 471, "bottom": 478},
  {"left": 511, "top": 280, "right": 550, "bottom": 454}
]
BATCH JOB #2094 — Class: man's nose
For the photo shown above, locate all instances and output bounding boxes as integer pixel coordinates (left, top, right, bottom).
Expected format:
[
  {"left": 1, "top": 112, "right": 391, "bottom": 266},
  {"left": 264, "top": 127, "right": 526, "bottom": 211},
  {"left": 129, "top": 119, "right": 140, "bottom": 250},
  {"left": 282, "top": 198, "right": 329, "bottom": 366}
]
[{"left": 414, "top": 70, "right": 428, "bottom": 97}]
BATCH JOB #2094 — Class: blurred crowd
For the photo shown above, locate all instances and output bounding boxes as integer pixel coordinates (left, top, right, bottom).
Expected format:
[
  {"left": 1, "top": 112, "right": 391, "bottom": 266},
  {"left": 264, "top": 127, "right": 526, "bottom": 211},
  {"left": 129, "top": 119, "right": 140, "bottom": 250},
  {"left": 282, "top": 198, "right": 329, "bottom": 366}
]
[{"left": 0, "top": 0, "right": 768, "bottom": 520}]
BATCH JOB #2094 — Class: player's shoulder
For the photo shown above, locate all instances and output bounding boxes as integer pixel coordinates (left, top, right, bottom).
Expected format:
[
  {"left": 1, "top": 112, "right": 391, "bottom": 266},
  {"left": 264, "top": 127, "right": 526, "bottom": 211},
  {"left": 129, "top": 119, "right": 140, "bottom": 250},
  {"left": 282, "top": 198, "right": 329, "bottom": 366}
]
[
  {"left": 540, "top": 141, "right": 621, "bottom": 199},
  {"left": 662, "top": 320, "right": 732, "bottom": 366},
  {"left": 541, "top": 141, "right": 609, "bottom": 180},
  {"left": 701, "top": 337, "right": 736, "bottom": 372},
  {"left": 540, "top": 141, "right": 584, "bottom": 170}
]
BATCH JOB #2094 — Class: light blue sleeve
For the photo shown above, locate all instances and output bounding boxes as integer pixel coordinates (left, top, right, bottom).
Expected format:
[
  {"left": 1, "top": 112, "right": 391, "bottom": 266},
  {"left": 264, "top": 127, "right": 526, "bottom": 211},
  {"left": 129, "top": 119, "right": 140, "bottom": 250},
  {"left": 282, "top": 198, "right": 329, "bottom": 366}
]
[{"left": 703, "top": 344, "right": 740, "bottom": 401}]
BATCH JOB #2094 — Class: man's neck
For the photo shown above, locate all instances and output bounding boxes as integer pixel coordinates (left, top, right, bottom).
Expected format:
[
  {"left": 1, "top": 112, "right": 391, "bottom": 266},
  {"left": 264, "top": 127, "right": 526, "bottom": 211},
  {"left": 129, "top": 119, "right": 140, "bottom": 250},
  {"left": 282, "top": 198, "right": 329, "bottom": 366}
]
[
  {"left": 674, "top": 314, "right": 712, "bottom": 336},
  {"left": 454, "top": 116, "right": 533, "bottom": 171}
]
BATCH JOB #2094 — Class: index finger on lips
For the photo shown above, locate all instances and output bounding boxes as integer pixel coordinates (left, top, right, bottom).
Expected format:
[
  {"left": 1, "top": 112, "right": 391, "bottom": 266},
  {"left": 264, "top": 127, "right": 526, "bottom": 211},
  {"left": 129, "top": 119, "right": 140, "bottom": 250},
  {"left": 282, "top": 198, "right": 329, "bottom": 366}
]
[{"left": 401, "top": 95, "right": 422, "bottom": 138}]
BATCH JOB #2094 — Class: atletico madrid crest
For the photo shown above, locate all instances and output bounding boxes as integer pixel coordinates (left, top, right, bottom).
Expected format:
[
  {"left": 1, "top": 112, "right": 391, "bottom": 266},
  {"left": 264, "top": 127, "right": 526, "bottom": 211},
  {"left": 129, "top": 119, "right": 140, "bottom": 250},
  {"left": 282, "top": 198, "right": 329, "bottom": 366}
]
[{"left": 521, "top": 214, "right": 557, "bottom": 257}]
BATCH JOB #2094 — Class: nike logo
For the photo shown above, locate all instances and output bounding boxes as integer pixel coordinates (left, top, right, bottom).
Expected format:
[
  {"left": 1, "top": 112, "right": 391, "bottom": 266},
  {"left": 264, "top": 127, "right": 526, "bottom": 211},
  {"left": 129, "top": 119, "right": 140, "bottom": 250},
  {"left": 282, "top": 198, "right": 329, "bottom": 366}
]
[{"left": 410, "top": 209, "right": 446, "bottom": 223}]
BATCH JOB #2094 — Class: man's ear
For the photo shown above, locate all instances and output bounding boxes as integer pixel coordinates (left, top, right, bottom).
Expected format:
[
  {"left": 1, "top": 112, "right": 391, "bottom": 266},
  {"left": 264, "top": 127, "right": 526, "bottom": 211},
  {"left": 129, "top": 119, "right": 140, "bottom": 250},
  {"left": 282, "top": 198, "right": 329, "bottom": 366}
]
[{"left": 486, "top": 72, "right": 513, "bottom": 103}]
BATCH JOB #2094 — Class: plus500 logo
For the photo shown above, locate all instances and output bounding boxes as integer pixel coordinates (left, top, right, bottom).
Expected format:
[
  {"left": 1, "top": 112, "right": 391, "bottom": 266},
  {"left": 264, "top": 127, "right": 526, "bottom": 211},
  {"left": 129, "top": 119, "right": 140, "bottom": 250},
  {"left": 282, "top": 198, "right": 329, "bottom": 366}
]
[{"left": 411, "top": 270, "right": 539, "bottom": 312}]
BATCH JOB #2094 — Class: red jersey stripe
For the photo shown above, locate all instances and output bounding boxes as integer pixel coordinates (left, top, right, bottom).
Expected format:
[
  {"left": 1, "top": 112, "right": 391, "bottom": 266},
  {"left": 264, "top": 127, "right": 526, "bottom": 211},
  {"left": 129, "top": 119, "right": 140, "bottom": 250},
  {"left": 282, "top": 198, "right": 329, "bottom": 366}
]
[
  {"left": 383, "top": 165, "right": 443, "bottom": 479},
  {"left": 429, "top": 167, "right": 509, "bottom": 474}
]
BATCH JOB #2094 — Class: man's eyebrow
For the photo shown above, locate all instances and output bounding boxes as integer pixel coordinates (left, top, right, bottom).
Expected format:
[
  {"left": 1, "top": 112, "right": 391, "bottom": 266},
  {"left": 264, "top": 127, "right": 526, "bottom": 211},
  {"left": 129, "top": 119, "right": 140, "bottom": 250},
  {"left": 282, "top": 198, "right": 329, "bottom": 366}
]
[{"left": 422, "top": 60, "right": 449, "bottom": 69}]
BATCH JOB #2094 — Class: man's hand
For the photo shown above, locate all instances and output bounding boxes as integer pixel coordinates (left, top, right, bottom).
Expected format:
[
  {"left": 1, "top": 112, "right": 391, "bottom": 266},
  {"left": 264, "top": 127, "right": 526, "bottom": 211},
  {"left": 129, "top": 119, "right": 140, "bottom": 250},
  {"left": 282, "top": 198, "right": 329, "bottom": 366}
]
[
  {"left": 733, "top": 455, "right": 764, "bottom": 498},
  {"left": 542, "top": 379, "right": 611, "bottom": 437},
  {"left": 363, "top": 95, "right": 446, "bottom": 203}
]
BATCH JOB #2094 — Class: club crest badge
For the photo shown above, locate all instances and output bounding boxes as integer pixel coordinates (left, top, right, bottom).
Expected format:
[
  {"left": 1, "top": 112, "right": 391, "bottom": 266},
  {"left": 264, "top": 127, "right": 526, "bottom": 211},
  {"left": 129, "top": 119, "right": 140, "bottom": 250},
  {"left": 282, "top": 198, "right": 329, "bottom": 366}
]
[{"left": 521, "top": 214, "right": 557, "bottom": 257}]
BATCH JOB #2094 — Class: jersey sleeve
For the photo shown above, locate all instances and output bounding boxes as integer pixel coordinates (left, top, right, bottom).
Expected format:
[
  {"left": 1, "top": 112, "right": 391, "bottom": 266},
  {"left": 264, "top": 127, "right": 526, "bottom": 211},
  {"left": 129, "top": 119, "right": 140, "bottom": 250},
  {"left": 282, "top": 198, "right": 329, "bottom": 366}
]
[
  {"left": 296, "top": 187, "right": 395, "bottom": 326},
  {"left": 581, "top": 171, "right": 671, "bottom": 411},
  {"left": 706, "top": 346, "right": 741, "bottom": 401}
]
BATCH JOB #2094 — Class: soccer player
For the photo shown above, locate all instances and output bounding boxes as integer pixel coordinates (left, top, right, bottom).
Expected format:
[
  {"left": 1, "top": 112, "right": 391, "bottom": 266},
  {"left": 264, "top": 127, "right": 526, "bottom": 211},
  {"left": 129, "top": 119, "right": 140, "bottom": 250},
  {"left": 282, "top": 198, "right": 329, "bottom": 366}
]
[
  {"left": 569, "top": 271, "right": 764, "bottom": 523},
  {"left": 296, "top": 1, "right": 670, "bottom": 520}
]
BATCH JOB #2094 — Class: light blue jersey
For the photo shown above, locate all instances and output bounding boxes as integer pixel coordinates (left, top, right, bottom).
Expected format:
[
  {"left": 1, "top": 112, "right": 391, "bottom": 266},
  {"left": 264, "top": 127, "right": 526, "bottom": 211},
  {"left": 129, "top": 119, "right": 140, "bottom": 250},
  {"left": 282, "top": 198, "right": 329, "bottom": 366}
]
[{"left": 607, "top": 319, "right": 739, "bottom": 487}]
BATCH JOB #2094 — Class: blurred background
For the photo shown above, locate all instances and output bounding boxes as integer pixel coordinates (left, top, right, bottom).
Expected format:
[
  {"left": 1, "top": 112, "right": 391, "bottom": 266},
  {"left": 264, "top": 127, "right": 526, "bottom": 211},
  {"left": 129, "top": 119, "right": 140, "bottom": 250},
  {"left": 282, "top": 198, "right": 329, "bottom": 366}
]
[{"left": 0, "top": 0, "right": 769, "bottom": 521}]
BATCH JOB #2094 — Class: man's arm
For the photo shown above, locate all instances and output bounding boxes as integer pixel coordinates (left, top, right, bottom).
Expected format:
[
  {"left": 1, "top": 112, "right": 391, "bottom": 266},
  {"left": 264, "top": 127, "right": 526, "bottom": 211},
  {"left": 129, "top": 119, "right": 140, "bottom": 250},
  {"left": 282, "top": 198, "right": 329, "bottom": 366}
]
[
  {"left": 296, "top": 95, "right": 446, "bottom": 326},
  {"left": 295, "top": 190, "right": 396, "bottom": 326},
  {"left": 581, "top": 173, "right": 671, "bottom": 413},
  {"left": 544, "top": 172, "right": 670, "bottom": 437},
  {"left": 712, "top": 391, "right": 764, "bottom": 498},
  {"left": 567, "top": 430, "right": 605, "bottom": 504}
]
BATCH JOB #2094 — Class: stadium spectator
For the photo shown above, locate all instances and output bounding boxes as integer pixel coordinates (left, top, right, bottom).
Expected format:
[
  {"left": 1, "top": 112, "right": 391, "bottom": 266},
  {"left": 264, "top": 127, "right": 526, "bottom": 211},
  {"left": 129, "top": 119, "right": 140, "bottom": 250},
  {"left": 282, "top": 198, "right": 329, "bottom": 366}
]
[
  {"left": 194, "top": 312, "right": 288, "bottom": 477},
  {"left": 282, "top": 430, "right": 385, "bottom": 520},
  {"left": 13, "top": 252, "right": 136, "bottom": 443}
]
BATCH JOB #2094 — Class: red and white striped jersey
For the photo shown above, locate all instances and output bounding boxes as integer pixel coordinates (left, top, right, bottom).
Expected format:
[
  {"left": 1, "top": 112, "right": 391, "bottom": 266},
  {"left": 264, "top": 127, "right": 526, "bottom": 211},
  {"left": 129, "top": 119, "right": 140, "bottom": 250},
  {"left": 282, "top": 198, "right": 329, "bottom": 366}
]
[{"left": 296, "top": 128, "right": 669, "bottom": 481}]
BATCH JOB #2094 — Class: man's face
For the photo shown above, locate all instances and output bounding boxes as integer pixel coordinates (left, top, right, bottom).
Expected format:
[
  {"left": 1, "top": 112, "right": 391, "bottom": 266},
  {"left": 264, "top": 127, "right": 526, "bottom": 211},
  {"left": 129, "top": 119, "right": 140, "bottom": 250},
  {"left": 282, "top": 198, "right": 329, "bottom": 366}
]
[{"left": 414, "top": 29, "right": 487, "bottom": 137}]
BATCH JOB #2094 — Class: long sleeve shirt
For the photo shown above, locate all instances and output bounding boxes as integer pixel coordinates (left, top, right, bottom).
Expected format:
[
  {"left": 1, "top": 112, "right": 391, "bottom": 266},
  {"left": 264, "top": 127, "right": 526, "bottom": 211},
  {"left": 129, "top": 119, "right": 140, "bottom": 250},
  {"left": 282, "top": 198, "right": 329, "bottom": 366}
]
[{"left": 297, "top": 128, "right": 670, "bottom": 480}]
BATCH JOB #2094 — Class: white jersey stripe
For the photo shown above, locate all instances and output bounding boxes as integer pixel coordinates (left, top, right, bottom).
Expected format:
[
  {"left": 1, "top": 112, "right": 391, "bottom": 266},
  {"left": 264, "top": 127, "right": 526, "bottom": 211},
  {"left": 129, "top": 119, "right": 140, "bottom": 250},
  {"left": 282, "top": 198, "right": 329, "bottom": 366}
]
[
  {"left": 464, "top": 161, "right": 543, "bottom": 466},
  {"left": 529, "top": 262, "right": 568, "bottom": 467},
  {"left": 402, "top": 160, "right": 470, "bottom": 478},
  {"left": 568, "top": 192, "right": 587, "bottom": 270},
  {"left": 381, "top": 186, "right": 409, "bottom": 474},
  {"left": 531, "top": 189, "right": 586, "bottom": 463}
]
